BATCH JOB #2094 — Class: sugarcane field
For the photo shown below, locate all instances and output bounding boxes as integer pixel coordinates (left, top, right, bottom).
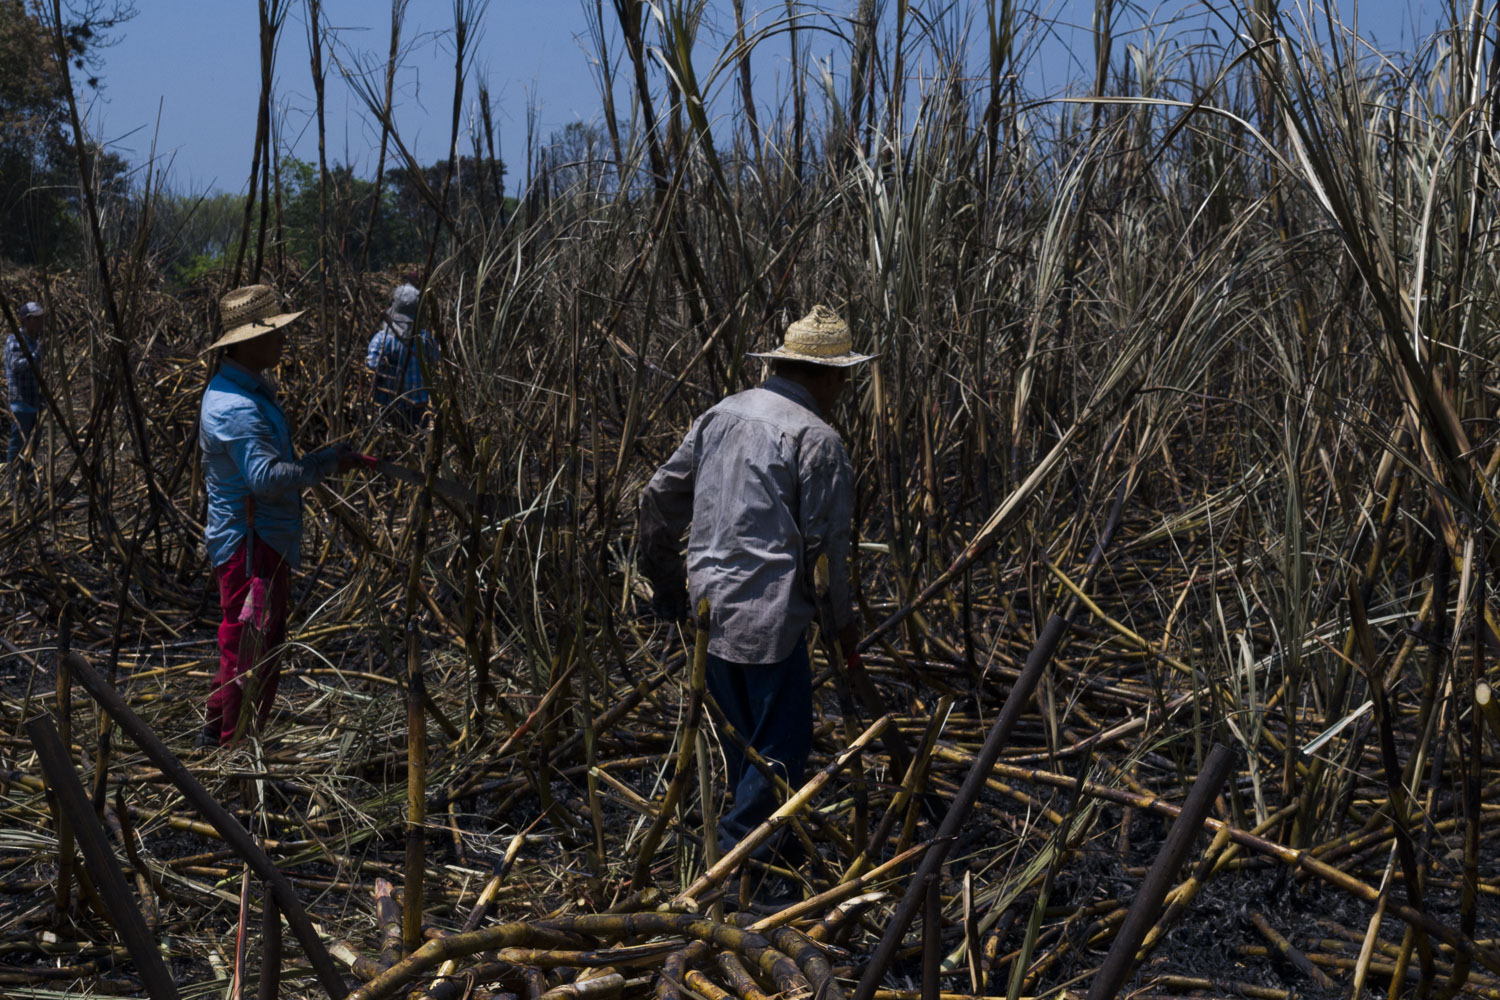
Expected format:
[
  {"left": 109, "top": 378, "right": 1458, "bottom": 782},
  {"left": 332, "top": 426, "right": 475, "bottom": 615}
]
[{"left": 7, "top": 0, "right": 1500, "bottom": 997}]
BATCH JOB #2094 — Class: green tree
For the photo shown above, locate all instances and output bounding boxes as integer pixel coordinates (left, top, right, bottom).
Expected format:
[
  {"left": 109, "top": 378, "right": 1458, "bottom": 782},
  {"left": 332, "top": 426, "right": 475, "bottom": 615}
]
[
  {"left": 1, "top": 0, "right": 71, "bottom": 262},
  {"left": 383, "top": 154, "right": 510, "bottom": 240},
  {"left": 279, "top": 156, "right": 425, "bottom": 272},
  {"left": 0, "top": 0, "right": 132, "bottom": 265},
  {"left": 148, "top": 189, "right": 243, "bottom": 285}
]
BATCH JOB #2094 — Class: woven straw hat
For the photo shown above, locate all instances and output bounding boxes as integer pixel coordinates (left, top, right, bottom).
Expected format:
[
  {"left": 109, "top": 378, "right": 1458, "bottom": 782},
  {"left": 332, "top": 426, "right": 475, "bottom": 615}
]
[
  {"left": 747, "top": 305, "right": 875, "bottom": 367},
  {"left": 207, "top": 285, "right": 305, "bottom": 351}
]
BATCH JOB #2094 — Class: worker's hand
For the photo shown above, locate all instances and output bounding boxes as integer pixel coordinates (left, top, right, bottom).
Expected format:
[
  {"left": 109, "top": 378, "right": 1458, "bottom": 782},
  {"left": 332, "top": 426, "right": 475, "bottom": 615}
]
[
  {"left": 846, "top": 649, "right": 864, "bottom": 673},
  {"left": 838, "top": 623, "right": 860, "bottom": 662},
  {"left": 333, "top": 443, "right": 364, "bottom": 474},
  {"left": 646, "top": 582, "right": 689, "bottom": 624}
]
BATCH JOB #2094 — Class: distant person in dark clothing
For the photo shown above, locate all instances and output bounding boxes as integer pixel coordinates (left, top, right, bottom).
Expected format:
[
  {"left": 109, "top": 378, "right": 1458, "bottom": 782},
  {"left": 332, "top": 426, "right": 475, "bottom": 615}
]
[
  {"left": 5, "top": 301, "right": 45, "bottom": 467},
  {"left": 366, "top": 282, "right": 438, "bottom": 431}
]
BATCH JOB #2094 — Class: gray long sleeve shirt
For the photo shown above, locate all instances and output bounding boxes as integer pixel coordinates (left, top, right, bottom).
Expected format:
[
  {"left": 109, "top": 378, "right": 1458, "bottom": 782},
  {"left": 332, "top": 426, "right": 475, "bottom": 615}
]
[{"left": 639, "top": 375, "right": 854, "bottom": 664}]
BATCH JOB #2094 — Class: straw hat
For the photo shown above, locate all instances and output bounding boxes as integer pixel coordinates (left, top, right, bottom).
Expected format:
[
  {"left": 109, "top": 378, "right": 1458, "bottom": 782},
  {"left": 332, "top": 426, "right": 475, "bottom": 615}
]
[
  {"left": 747, "top": 305, "right": 876, "bottom": 367},
  {"left": 207, "top": 285, "right": 305, "bottom": 351}
]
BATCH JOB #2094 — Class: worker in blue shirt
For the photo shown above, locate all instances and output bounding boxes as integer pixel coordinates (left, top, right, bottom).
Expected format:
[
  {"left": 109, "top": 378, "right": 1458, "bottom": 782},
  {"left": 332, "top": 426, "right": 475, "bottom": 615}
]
[
  {"left": 5, "top": 300, "right": 45, "bottom": 468},
  {"left": 198, "top": 284, "right": 362, "bottom": 748},
  {"left": 366, "top": 281, "right": 438, "bottom": 431}
]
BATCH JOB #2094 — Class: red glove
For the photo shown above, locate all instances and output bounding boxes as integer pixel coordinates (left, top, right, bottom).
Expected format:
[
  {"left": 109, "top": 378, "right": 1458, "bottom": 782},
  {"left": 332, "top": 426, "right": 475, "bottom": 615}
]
[{"left": 846, "top": 650, "right": 863, "bottom": 672}]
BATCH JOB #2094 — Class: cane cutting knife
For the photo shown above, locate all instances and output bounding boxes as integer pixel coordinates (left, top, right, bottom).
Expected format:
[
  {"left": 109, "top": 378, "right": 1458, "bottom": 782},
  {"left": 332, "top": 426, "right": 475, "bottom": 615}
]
[{"left": 357, "top": 453, "right": 555, "bottom": 524}]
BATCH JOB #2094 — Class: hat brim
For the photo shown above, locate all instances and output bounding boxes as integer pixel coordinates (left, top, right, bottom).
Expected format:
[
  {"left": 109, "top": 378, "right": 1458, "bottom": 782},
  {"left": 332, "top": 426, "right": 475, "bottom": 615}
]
[
  {"left": 747, "top": 346, "right": 877, "bottom": 368},
  {"left": 205, "top": 309, "right": 306, "bottom": 352}
]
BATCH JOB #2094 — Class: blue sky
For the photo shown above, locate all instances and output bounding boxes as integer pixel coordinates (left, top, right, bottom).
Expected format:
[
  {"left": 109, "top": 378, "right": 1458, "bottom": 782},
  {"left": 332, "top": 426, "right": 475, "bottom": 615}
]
[{"left": 87, "top": 1, "right": 1444, "bottom": 196}]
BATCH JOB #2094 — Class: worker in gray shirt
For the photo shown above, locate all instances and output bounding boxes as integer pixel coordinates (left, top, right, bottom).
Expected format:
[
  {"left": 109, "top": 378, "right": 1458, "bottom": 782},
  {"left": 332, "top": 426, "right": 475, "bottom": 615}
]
[{"left": 639, "top": 305, "right": 874, "bottom": 859}]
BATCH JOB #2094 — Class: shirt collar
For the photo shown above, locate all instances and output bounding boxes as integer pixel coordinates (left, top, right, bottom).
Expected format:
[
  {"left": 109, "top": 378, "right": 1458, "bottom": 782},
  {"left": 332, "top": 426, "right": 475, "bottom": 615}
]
[
  {"left": 762, "top": 374, "right": 824, "bottom": 418},
  {"left": 220, "top": 358, "right": 280, "bottom": 400}
]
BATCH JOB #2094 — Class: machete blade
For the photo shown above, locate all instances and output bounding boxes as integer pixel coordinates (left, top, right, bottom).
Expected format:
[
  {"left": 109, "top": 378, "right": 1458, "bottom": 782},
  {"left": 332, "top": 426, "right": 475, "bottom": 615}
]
[{"left": 360, "top": 454, "right": 556, "bottom": 524}]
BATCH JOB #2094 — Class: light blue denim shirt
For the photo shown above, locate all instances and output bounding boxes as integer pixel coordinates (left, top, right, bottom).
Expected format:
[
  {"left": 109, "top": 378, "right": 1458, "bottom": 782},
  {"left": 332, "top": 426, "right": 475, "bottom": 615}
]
[
  {"left": 366, "top": 325, "right": 437, "bottom": 407},
  {"left": 199, "top": 360, "right": 336, "bottom": 568},
  {"left": 639, "top": 376, "right": 854, "bottom": 664}
]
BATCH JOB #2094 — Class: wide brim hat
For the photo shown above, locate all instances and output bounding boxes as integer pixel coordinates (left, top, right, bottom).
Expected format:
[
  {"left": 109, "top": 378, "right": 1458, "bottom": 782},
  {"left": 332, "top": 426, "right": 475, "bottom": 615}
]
[
  {"left": 206, "top": 284, "right": 305, "bottom": 351},
  {"left": 747, "top": 304, "right": 876, "bottom": 367}
]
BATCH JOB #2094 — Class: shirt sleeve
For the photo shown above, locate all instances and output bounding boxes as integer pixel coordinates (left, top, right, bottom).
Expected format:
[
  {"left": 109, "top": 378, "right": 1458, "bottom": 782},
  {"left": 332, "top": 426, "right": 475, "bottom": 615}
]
[
  {"left": 6, "top": 339, "right": 29, "bottom": 379},
  {"left": 798, "top": 430, "right": 855, "bottom": 633},
  {"left": 366, "top": 331, "right": 386, "bottom": 371},
  {"left": 638, "top": 422, "right": 698, "bottom": 594},
  {"left": 220, "top": 405, "right": 336, "bottom": 499}
]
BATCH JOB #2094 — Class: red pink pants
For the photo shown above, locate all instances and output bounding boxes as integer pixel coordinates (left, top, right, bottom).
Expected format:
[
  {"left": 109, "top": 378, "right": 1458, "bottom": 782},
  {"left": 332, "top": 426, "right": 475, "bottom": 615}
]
[{"left": 208, "top": 538, "right": 289, "bottom": 743}]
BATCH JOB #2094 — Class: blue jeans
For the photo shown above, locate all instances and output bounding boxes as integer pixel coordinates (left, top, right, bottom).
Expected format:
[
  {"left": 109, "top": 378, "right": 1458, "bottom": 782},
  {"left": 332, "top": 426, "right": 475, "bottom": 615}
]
[
  {"left": 706, "top": 638, "right": 811, "bottom": 852},
  {"left": 5, "top": 407, "right": 37, "bottom": 464}
]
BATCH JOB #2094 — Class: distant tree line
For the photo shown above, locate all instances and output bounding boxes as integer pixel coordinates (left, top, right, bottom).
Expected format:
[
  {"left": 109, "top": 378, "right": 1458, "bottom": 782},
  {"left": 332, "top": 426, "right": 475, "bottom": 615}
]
[
  {"left": 10, "top": 141, "right": 513, "bottom": 287},
  {"left": 147, "top": 155, "right": 510, "bottom": 287},
  {"left": 1, "top": 1, "right": 516, "bottom": 285}
]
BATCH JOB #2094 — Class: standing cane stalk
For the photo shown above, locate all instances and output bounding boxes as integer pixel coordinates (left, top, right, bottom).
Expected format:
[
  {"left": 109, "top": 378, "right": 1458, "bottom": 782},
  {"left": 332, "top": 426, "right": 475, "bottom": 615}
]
[{"left": 631, "top": 598, "right": 709, "bottom": 891}]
